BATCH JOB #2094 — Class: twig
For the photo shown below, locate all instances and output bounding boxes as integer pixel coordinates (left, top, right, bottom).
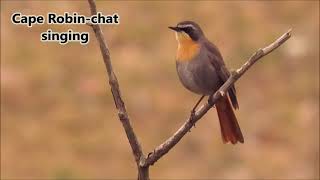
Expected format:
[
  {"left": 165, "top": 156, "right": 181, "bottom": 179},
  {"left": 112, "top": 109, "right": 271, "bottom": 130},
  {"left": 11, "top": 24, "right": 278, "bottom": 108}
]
[
  {"left": 142, "top": 29, "right": 292, "bottom": 167},
  {"left": 87, "top": 0, "right": 291, "bottom": 178},
  {"left": 87, "top": 0, "right": 144, "bottom": 166}
]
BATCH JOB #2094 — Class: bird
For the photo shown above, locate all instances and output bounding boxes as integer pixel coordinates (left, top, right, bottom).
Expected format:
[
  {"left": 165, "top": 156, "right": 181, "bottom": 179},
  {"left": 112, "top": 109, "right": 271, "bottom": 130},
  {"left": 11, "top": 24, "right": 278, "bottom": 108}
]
[{"left": 169, "top": 21, "right": 244, "bottom": 144}]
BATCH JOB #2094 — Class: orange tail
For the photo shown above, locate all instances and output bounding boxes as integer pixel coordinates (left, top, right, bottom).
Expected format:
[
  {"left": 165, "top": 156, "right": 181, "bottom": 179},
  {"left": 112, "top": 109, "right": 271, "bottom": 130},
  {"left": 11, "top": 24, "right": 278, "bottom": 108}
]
[{"left": 216, "top": 96, "right": 244, "bottom": 144}]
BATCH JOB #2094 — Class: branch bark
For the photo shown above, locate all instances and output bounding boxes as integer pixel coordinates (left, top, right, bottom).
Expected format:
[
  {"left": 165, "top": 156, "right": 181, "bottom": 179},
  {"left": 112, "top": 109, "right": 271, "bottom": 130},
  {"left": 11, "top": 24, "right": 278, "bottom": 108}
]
[
  {"left": 87, "top": 0, "right": 146, "bottom": 177},
  {"left": 87, "top": 0, "right": 291, "bottom": 178},
  {"left": 142, "top": 29, "right": 292, "bottom": 167}
]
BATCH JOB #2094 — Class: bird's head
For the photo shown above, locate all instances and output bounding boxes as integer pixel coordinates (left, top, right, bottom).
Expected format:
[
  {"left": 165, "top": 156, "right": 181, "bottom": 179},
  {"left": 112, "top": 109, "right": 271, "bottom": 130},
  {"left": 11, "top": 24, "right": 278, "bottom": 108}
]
[{"left": 169, "top": 21, "right": 204, "bottom": 43}]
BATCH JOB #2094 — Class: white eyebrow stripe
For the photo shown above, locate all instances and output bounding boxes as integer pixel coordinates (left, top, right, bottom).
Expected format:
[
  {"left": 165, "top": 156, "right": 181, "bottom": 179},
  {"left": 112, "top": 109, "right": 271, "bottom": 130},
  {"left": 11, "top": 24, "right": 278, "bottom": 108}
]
[{"left": 177, "top": 24, "right": 196, "bottom": 30}]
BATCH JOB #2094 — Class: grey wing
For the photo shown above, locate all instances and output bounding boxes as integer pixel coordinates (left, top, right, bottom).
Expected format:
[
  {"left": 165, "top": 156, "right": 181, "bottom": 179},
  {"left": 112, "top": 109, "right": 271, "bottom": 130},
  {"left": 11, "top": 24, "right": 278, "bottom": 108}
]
[{"left": 204, "top": 40, "right": 239, "bottom": 109}]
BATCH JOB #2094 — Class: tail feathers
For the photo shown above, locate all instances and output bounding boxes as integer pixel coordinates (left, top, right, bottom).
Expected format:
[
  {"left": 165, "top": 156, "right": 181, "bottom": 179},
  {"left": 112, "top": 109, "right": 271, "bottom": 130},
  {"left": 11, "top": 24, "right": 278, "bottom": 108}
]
[{"left": 216, "top": 96, "right": 244, "bottom": 144}]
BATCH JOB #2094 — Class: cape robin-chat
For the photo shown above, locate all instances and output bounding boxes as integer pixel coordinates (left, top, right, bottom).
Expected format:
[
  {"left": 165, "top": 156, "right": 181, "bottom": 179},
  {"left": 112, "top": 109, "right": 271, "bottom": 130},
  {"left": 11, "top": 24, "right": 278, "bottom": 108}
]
[{"left": 169, "top": 21, "right": 244, "bottom": 144}]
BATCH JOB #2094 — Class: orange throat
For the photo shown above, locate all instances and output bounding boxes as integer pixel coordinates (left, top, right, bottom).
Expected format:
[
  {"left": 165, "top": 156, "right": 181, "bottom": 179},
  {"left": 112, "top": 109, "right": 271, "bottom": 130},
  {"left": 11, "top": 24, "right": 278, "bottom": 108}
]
[{"left": 175, "top": 33, "right": 200, "bottom": 62}]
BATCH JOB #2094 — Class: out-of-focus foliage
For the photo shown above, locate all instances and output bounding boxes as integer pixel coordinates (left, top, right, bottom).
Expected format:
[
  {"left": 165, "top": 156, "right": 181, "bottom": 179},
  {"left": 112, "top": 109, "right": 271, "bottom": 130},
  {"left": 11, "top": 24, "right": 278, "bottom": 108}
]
[{"left": 1, "top": 1, "right": 319, "bottom": 179}]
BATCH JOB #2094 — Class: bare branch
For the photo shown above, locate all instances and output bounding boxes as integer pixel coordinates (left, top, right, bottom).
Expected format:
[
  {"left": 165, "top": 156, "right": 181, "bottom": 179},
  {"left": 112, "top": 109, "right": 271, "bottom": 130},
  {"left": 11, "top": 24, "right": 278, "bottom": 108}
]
[
  {"left": 87, "top": 0, "right": 291, "bottom": 178},
  {"left": 143, "top": 29, "right": 292, "bottom": 167},
  {"left": 87, "top": 0, "right": 144, "bottom": 165}
]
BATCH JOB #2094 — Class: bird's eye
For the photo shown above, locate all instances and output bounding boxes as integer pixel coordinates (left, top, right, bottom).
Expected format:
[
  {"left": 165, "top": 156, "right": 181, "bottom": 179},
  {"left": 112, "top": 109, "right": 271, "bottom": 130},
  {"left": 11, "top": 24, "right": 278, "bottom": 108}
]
[{"left": 182, "top": 27, "right": 193, "bottom": 34}]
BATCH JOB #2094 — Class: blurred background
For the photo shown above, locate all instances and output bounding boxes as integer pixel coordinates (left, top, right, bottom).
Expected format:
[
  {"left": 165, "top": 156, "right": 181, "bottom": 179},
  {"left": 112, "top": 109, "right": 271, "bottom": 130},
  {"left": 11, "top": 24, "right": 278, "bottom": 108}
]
[{"left": 1, "top": 1, "right": 319, "bottom": 179}]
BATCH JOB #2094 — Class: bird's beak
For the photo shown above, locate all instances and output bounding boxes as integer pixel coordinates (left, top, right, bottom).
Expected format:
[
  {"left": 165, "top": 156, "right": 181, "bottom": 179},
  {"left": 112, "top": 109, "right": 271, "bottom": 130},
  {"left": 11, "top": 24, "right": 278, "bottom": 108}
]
[{"left": 168, "top": 26, "right": 180, "bottom": 32}]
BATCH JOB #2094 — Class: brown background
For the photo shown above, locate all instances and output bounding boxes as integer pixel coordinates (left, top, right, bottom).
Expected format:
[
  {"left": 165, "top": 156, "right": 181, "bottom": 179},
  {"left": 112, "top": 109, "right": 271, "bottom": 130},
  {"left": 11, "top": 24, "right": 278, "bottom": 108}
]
[{"left": 1, "top": 1, "right": 319, "bottom": 179}]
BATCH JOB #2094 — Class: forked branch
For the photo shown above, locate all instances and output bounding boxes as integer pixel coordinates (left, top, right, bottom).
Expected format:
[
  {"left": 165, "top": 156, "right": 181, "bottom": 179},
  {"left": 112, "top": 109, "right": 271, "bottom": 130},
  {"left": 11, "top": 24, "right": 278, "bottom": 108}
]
[
  {"left": 87, "top": 0, "right": 291, "bottom": 179},
  {"left": 142, "top": 29, "right": 292, "bottom": 167}
]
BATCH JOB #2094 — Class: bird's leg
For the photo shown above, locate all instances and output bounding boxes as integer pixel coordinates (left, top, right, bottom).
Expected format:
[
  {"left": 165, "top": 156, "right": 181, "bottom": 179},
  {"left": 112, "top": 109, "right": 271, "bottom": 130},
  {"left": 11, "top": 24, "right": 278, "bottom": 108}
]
[
  {"left": 208, "top": 94, "right": 215, "bottom": 108},
  {"left": 190, "top": 95, "right": 205, "bottom": 121}
]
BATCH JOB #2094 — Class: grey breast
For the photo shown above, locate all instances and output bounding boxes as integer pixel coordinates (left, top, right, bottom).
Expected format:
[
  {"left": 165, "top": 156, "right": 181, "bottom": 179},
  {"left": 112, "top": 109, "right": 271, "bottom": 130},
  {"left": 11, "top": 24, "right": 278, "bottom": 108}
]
[{"left": 176, "top": 46, "right": 221, "bottom": 95}]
